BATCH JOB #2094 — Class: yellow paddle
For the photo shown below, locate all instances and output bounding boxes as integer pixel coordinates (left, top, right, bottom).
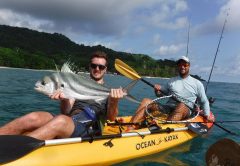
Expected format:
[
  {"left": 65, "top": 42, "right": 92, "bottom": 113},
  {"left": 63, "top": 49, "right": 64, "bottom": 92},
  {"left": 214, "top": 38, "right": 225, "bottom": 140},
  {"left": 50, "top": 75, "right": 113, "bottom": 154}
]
[{"left": 114, "top": 59, "right": 154, "bottom": 88}]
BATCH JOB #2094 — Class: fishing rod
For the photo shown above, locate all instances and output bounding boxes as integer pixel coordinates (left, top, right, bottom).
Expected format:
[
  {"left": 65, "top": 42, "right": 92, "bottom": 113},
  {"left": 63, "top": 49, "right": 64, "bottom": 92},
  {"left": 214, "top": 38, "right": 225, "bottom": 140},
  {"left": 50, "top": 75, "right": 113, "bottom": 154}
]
[
  {"left": 201, "top": 10, "right": 239, "bottom": 136},
  {"left": 186, "top": 22, "right": 190, "bottom": 57},
  {"left": 107, "top": 120, "right": 240, "bottom": 136},
  {"left": 107, "top": 120, "right": 240, "bottom": 126},
  {"left": 205, "top": 10, "right": 229, "bottom": 93}
]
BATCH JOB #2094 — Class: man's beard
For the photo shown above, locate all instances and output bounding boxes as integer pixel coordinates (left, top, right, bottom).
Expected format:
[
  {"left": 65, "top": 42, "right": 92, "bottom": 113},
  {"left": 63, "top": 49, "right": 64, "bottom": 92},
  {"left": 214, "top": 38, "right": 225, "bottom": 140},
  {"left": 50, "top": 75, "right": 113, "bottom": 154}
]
[{"left": 90, "top": 73, "right": 103, "bottom": 82}]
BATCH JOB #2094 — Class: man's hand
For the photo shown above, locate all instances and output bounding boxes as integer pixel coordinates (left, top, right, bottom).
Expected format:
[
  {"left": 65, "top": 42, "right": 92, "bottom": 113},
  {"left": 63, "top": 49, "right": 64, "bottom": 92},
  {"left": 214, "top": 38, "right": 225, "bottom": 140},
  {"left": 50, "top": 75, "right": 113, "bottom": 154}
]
[
  {"left": 109, "top": 88, "right": 124, "bottom": 101},
  {"left": 205, "top": 114, "right": 215, "bottom": 122},
  {"left": 154, "top": 84, "right": 162, "bottom": 96},
  {"left": 49, "top": 89, "right": 66, "bottom": 100},
  {"left": 196, "top": 107, "right": 214, "bottom": 122},
  {"left": 154, "top": 84, "right": 161, "bottom": 91},
  {"left": 107, "top": 88, "right": 124, "bottom": 121}
]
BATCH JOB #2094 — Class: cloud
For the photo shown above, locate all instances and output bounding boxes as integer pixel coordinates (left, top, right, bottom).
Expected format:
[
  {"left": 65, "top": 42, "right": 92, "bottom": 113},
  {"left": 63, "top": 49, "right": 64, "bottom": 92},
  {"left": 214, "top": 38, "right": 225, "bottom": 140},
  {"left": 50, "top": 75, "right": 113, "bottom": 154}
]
[
  {"left": 141, "top": 0, "right": 189, "bottom": 30},
  {"left": 152, "top": 34, "right": 162, "bottom": 45},
  {"left": 195, "top": 54, "right": 240, "bottom": 80},
  {"left": 0, "top": 9, "right": 54, "bottom": 31},
  {"left": 0, "top": 0, "right": 153, "bottom": 36},
  {"left": 0, "top": 0, "right": 189, "bottom": 38},
  {"left": 222, "top": 54, "right": 240, "bottom": 76},
  {"left": 154, "top": 43, "right": 186, "bottom": 57},
  {"left": 218, "top": 0, "right": 240, "bottom": 31},
  {"left": 150, "top": 16, "right": 188, "bottom": 30},
  {"left": 192, "top": 0, "right": 240, "bottom": 36}
]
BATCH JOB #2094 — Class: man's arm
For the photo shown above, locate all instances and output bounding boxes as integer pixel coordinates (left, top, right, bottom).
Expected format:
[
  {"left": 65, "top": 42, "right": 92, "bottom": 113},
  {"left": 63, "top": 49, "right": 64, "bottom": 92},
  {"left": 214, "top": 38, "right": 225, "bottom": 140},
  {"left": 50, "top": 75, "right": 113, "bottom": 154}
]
[
  {"left": 107, "top": 88, "right": 124, "bottom": 121},
  {"left": 60, "top": 98, "right": 75, "bottom": 115},
  {"left": 49, "top": 90, "right": 75, "bottom": 115},
  {"left": 197, "top": 82, "right": 214, "bottom": 121}
]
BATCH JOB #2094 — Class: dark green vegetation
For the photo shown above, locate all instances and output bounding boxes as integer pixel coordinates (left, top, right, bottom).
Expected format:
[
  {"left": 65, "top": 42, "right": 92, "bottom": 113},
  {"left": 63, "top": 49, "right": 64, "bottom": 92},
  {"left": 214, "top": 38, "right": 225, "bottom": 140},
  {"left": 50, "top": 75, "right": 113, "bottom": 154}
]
[{"left": 0, "top": 25, "right": 204, "bottom": 80}]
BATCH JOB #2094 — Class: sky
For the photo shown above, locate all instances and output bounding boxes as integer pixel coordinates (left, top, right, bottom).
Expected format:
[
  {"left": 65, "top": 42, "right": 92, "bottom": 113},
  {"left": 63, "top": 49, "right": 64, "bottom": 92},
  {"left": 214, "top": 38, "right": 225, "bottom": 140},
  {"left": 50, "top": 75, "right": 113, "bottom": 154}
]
[{"left": 0, "top": 0, "right": 240, "bottom": 83}]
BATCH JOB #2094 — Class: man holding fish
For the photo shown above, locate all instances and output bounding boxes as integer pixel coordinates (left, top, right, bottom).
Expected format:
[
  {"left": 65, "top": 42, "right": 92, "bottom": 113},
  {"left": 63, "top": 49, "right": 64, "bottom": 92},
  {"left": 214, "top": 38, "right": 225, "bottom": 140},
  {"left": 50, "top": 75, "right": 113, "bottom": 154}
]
[{"left": 0, "top": 51, "right": 128, "bottom": 140}]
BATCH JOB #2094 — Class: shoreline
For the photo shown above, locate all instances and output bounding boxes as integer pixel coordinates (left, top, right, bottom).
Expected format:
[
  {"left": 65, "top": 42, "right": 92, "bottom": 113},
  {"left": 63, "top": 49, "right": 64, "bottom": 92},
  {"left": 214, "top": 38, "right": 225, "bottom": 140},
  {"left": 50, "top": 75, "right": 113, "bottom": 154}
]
[
  {"left": 144, "top": 76, "right": 169, "bottom": 79},
  {"left": 0, "top": 66, "right": 55, "bottom": 72},
  {"left": 0, "top": 66, "right": 170, "bottom": 79}
]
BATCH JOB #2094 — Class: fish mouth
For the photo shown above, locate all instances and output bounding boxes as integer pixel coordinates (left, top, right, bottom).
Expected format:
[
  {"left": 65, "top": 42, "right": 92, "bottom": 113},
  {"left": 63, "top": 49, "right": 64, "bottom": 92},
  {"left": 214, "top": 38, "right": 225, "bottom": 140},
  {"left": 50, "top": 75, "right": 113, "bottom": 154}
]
[
  {"left": 34, "top": 85, "right": 44, "bottom": 93},
  {"left": 34, "top": 82, "right": 47, "bottom": 93},
  {"left": 34, "top": 86, "right": 41, "bottom": 91},
  {"left": 34, "top": 82, "right": 42, "bottom": 91},
  {"left": 34, "top": 85, "right": 51, "bottom": 96}
]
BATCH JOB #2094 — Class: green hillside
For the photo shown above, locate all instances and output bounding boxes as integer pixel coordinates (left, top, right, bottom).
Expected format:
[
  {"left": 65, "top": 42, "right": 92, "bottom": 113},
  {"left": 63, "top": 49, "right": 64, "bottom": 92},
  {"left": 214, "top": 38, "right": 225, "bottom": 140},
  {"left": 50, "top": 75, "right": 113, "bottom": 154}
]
[{"left": 0, "top": 24, "right": 179, "bottom": 78}]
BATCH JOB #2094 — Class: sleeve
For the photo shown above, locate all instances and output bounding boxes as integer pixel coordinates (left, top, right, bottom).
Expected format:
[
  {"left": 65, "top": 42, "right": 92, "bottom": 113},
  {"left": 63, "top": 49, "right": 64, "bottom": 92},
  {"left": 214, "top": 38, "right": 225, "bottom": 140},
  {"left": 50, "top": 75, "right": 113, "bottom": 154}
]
[{"left": 197, "top": 81, "right": 210, "bottom": 116}]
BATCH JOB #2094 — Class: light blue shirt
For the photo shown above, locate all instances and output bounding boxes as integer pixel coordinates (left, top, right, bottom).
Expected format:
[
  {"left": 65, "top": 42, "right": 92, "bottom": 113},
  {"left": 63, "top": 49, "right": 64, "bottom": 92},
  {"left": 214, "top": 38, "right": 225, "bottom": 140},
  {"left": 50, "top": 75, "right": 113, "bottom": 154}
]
[{"left": 161, "top": 75, "right": 210, "bottom": 116}]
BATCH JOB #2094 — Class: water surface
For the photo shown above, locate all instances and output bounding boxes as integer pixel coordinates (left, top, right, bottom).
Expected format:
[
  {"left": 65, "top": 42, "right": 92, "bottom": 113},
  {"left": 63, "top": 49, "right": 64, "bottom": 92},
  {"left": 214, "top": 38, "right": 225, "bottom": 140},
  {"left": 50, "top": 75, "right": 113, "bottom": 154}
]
[{"left": 0, "top": 68, "right": 239, "bottom": 166}]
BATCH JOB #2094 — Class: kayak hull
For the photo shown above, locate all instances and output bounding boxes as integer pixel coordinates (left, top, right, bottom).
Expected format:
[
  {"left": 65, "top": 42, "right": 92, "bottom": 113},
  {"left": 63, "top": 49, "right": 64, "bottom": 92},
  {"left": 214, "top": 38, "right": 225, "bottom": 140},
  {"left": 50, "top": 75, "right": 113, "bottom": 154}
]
[{"left": 1, "top": 115, "right": 213, "bottom": 166}]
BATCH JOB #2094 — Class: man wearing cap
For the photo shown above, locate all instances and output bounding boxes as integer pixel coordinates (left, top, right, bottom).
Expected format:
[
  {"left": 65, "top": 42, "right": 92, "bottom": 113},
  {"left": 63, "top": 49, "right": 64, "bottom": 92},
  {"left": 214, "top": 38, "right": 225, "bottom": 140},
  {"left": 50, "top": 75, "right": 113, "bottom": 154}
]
[{"left": 127, "top": 56, "right": 213, "bottom": 130}]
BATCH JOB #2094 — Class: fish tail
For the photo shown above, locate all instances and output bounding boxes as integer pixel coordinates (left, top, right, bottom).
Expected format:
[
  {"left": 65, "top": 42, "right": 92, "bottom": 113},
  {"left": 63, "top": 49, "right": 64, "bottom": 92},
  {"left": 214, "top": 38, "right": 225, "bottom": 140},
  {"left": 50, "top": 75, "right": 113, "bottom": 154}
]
[{"left": 123, "top": 80, "right": 140, "bottom": 104}]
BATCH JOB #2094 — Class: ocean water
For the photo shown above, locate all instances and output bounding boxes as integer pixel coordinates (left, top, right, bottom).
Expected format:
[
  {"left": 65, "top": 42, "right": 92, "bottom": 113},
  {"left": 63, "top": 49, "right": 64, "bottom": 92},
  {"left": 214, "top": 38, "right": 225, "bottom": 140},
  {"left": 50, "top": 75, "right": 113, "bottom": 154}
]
[{"left": 0, "top": 68, "right": 239, "bottom": 166}]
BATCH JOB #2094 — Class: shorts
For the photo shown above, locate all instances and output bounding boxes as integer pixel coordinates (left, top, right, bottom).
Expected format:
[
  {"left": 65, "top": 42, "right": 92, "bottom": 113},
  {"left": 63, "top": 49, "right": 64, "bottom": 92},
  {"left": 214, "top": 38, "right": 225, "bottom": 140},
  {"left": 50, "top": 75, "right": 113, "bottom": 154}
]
[
  {"left": 158, "top": 103, "right": 192, "bottom": 117},
  {"left": 70, "top": 111, "right": 101, "bottom": 138}
]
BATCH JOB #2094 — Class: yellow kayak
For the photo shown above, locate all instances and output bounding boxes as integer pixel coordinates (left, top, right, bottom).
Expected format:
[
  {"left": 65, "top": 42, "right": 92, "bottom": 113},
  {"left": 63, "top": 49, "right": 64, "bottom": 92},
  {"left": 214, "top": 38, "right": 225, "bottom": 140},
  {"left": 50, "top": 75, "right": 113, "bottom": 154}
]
[{"left": 0, "top": 115, "right": 213, "bottom": 166}]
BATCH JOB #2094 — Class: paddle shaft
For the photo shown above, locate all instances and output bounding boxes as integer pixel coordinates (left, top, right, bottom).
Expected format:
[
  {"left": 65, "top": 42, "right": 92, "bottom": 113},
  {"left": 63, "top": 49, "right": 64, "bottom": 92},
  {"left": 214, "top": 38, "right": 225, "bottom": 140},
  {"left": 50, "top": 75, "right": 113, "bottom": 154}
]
[
  {"left": 141, "top": 78, "right": 154, "bottom": 88},
  {"left": 140, "top": 78, "right": 173, "bottom": 98},
  {"left": 46, "top": 126, "right": 188, "bottom": 146}
]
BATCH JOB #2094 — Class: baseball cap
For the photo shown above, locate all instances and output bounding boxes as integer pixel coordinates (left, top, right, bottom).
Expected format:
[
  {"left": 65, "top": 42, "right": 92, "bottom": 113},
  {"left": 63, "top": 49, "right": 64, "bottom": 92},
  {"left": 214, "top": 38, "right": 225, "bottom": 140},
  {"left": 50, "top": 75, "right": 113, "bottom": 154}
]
[{"left": 177, "top": 56, "right": 190, "bottom": 64}]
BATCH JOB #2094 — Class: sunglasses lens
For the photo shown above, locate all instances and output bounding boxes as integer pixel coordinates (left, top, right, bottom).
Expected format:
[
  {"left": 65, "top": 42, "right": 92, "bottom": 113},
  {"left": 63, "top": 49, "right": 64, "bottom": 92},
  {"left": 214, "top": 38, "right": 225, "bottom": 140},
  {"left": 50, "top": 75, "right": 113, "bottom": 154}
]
[
  {"left": 98, "top": 65, "right": 106, "bottom": 70},
  {"left": 90, "top": 64, "right": 97, "bottom": 69},
  {"left": 178, "top": 63, "right": 189, "bottom": 67},
  {"left": 90, "top": 63, "right": 106, "bottom": 70}
]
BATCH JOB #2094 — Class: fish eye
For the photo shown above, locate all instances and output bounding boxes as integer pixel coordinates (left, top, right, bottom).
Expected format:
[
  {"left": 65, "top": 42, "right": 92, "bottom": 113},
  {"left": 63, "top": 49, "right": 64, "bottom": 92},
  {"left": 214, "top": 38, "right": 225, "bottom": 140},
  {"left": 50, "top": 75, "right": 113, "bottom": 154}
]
[
  {"left": 41, "top": 81, "right": 46, "bottom": 85},
  {"left": 61, "top": 84, "right": 64, "bottom": 87}
]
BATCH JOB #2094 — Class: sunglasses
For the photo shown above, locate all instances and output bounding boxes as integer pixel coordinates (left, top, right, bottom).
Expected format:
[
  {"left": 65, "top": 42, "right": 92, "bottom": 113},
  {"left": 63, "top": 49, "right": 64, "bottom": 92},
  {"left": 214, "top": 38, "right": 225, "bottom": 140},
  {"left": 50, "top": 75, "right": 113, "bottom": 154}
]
[
  {"left": 90, "top": 63, "right": 106, "bottom": 70},
  {"left": 177, "top": 62, "right": 189, "bottom": 67}
]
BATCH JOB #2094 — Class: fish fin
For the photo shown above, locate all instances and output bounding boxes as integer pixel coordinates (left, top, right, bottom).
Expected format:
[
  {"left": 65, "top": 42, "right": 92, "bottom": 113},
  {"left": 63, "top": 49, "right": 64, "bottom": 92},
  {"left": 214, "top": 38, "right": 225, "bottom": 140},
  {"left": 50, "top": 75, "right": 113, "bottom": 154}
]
[
  {"left": 61, "top": 61, "right": 74, "bottom": 73},
  {"left": 61, "top": 61, "right": 76, "bottom": 73},
  {"left": 123, "top": 80, "right": 140, "bottom": 103},
  {"left": 53, "top": 60, "right": 59, "bottom": 72}
]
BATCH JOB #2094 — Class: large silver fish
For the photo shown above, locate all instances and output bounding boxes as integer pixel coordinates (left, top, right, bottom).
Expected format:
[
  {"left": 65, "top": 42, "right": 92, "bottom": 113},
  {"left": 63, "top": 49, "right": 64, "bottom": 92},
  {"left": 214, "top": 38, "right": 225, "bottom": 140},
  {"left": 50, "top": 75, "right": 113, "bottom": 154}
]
[{"left": 35, "top": 63, "right": 139, "bottom": 103}]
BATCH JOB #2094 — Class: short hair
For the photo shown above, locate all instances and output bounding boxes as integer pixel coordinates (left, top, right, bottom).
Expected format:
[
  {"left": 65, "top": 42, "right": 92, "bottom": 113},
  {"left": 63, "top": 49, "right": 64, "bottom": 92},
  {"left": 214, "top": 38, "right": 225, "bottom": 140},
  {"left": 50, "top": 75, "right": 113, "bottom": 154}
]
[{"left": 90, "top": 51, "right": 108, "bottom": 66}]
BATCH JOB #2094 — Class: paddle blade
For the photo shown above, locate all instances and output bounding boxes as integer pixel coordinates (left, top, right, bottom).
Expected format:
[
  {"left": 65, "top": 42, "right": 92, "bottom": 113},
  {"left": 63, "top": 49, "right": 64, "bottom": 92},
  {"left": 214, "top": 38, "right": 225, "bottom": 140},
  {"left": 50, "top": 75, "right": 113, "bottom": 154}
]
[
  {"left": 115, "top": 59, "right": 141, "bottom": 80},
  {"left": 0, "top": 135, "right": 44, "bottom": 164},
  {"left": 206, "top": 138, "right": 240, "bottom": 165}
]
